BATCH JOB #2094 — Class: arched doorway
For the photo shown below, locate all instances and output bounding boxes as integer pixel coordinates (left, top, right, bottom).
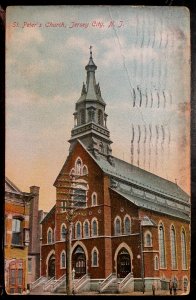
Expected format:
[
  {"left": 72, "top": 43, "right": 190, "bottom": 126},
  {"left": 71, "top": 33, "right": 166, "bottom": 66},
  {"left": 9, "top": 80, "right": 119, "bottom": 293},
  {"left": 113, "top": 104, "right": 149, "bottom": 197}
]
[
  {"left": 117, "top": 248, "right": 131, "bottom": 278},
  {"left": 72, "top": 246, "right": 86, "bottom": 279},
  {"left": 48, "top": 255, "right": 55, "bottom": 278}
]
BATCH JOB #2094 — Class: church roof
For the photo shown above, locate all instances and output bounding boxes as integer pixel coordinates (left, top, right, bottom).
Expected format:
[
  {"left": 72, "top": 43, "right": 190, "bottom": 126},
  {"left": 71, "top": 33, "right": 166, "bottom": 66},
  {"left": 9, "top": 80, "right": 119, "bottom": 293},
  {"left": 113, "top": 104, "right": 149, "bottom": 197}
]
[
  {"left": 77, "top": 140, "right": 190, "bottom": 221},
  {"left": 92, "top": 153, "right": 189, "bottom": 203}
]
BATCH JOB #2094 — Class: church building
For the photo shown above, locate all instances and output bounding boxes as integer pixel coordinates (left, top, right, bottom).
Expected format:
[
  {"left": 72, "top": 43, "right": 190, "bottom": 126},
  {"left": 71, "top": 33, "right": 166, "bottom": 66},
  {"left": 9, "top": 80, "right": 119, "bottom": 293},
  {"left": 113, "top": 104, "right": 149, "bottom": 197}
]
[{"left": 39, "top": 49, "right": 190, "bottom": 294}]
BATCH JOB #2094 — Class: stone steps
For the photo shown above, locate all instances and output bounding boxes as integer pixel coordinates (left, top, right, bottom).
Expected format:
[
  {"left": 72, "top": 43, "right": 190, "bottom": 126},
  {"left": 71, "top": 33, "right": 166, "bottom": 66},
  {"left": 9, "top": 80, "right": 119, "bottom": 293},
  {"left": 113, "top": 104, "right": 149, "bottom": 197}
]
[{"left": 101, "top": 281, "right": 118, "bottom": 294}]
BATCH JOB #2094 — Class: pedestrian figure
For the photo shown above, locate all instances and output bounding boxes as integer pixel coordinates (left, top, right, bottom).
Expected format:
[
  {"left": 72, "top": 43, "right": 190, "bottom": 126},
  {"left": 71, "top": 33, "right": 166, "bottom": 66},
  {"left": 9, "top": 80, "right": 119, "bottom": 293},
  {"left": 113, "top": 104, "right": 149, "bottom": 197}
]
[
  {"left": 142, "top": 283, "right": 145, "bottom": 294},
  {"left": 152, "top": 283, "right": 156, "bottom": 296},
  {"left": 169, "top": 280, "right": 173, "bottom": 295},
  {"left": 173, "top": 280, "right": 177, "bottom": 296}
]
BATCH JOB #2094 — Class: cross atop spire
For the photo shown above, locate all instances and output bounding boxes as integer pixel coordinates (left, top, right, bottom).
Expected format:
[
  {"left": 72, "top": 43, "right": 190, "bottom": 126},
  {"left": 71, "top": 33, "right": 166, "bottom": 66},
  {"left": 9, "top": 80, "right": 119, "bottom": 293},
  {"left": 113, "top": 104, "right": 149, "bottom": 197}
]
[
  {"left": 85, "top": 45, "right": 97, "bottom": 71},
  {"left": 89, "top": 45, "right": 93, "bottom": 59}
]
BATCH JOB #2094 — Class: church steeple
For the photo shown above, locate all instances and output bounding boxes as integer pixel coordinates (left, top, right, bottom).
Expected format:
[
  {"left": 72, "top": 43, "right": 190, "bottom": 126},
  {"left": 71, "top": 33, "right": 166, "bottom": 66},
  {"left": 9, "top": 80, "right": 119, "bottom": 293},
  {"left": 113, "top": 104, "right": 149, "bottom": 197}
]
[
  {"left": 85, "top": 46, "right": 98, "bottom": 101},
  {"left": 68, "top": 47, "right": 113, "bottom": 162}
]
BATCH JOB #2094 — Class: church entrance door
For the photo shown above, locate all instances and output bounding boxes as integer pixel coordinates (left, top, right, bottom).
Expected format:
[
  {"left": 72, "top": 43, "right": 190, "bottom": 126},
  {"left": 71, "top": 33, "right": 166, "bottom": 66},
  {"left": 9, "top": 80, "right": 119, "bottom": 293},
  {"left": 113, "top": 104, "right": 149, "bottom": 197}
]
[
  {"left": 117, "top": 248, "right": 131, "bottom": 278},
  {"left": 48, "top": 255, "right": 55, "bottom": 278},
  {"left": 72, "top": 246, "right": 86, "bottom": 279}
]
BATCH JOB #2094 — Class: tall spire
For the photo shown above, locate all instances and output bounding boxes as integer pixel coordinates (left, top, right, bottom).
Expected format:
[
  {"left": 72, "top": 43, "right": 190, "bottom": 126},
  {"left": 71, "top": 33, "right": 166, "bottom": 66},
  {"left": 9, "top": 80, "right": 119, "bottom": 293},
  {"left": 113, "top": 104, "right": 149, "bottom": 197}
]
[
  {"left": 85, "top": 45, "right": 98, "bottom": 100},
  {"left": 69, "top": 48, "right": 113, "bottom": 162}
]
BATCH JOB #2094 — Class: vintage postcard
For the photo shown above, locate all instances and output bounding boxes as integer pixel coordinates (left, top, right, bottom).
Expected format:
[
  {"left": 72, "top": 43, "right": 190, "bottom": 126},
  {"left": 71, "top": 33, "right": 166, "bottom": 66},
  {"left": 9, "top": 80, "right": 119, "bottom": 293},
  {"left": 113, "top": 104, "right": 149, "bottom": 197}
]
[{"left": 5, "top": 5, "right": 190, "bottom": 295}]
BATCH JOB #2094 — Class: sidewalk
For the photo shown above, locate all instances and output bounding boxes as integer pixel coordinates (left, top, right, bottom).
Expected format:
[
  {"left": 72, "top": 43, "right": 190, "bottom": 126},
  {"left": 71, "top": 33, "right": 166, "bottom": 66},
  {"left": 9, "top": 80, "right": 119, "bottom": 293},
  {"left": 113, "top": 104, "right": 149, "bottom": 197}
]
[{"left": 29, "top": 289, "right": 188, "bottom": 296}]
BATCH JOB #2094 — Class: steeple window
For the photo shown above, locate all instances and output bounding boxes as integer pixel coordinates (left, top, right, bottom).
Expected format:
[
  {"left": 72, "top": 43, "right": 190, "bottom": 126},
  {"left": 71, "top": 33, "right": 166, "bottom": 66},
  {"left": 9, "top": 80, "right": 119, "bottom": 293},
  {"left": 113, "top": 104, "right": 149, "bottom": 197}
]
[
  {"left": 98, "top": 110, "right": 103, "bottom": 126},
  {"left": 88, "top": 107, "right": 95, "bottom": 122},
  {"left": 80, "top": 109, "right": 85, "bottom": 125}
]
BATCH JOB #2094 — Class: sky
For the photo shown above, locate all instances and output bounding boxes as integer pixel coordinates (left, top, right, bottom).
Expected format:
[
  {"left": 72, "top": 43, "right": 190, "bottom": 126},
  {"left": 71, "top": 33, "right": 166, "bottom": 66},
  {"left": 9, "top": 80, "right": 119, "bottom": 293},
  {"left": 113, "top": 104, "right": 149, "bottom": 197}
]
[{"left": 6, "top": 6, "right": 190, "bottom": 211}]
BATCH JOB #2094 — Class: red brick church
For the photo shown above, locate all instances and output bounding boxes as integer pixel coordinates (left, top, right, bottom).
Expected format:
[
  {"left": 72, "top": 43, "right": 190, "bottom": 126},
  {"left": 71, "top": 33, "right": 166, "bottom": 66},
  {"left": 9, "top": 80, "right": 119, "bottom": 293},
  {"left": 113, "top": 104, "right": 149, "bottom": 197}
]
[{"left": 37, "top": 49, "right": 190, "bottom": 294}]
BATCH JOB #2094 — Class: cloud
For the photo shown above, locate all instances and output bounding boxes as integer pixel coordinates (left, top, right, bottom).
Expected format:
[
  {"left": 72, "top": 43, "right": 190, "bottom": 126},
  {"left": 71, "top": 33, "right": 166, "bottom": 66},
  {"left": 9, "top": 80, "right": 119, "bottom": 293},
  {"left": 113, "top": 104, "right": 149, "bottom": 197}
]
[
  {"left": 65, "top": 36, "right": 90, "bottom": 54},
  {"left": 20, "top": 59, "right": 63, "bottom": 77},
  {"left": 6, "top": 88, "right": 47, "bottom": 107},
  {"left": 99, "top": 36, "right": 158, "bottom": 67},
  {"left": 7, "top": 26, "right": 44, "bottom": 48},
  {"left": 7, "top": 88, "right": 79, "bottom": 109}
]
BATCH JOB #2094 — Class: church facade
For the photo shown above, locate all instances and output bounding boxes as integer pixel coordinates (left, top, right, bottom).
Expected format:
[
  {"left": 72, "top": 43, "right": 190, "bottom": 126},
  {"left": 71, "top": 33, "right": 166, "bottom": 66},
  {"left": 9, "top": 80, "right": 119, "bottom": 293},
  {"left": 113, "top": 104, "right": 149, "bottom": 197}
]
[{"left": 40, "top": 50, "right": 190, "bottom": 293}]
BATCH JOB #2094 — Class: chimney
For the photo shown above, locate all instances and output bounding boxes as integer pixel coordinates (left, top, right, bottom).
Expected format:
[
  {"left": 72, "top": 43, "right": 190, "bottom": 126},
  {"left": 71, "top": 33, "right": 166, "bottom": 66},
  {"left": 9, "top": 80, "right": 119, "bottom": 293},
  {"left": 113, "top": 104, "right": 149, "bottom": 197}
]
[
  {"left": 30, "top": 186, "right": 40, "bottom": 195},
  {"left": 29, "top": 186, "right": 40, "bottom": 254}
]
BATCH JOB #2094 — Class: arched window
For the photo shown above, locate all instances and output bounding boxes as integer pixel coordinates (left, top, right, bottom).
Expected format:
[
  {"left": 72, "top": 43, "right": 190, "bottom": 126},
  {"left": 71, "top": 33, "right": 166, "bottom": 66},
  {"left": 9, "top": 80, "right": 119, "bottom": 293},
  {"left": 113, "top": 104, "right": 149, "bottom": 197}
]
[
  {"left": 47, "top": 228, "right": 53, "bottom": 244},
  {"left": 159, "top": 224, "right": 166, "bottom": 268},
  {"left": 92, "top": 248, "right": 99, "bottom": 267},
  {"left": 124, "top": 216, "right": 131, "bottom": 234},
  {"left": 181, "top": 229, "right": 187, "bottom": 269},
  {"left": 171, "top": 226, "right": 177, "bottom": 269},
  {"left": 83, "top": 165, "right": 88, "bottom": 175},
  {"left": 91, "top": 193, "right": 97, "bottom": 206},
  {"left": 154, "top": 255, "right": 159, "bottom": 270},
  {"left": 115, "top": 217, "right": 121, "bottom": 235},
  {"left": 80, "top": 109, "right": 85, "bottom": 124},
  {"left": 84, "top": 221, "right": 89, "bottom": 238},
  {"left": 144, "top": 231, "right": 152, "bottom": 247},
  {"left": 76, "top": 222, "right": 81, "bottom": 239},
  {"left": 61, "top": 251, "right": 66, "bottom": 268},
  {"left": 61, "top": 224, "right": 67, "bottom": 241},
  {"left": 98, "top": 110, "right": 103, "bottom": 126},
  {"left": 92, "top": 219, "right": 98, "bottom": 236},
  {"left": 76, "top": 159, "right": 82, "bottom": 175}
]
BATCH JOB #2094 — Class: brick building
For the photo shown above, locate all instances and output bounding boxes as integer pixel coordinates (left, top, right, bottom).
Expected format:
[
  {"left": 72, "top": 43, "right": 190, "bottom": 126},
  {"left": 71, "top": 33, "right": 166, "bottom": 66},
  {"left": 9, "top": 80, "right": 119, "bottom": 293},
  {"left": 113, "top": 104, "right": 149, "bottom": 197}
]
[
  {"left": 5, "top": 177, "right": 32, "bottom": 294},
  {"left": 40, "top": 50, "right": 190, "bottom": 293},
  {"left": 4, "top": 177, "right": 43, "bottom": 294}
]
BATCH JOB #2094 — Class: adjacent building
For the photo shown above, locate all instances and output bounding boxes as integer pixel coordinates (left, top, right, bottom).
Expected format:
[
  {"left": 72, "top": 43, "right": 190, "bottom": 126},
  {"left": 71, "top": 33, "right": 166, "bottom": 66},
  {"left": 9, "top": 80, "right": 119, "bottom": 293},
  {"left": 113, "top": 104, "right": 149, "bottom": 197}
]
[
  {"left": 5, "top": 177, "right": 42, "bottom": 294},
  {"left": 40, "top": 50, "right": 190, "bottom": 293}
]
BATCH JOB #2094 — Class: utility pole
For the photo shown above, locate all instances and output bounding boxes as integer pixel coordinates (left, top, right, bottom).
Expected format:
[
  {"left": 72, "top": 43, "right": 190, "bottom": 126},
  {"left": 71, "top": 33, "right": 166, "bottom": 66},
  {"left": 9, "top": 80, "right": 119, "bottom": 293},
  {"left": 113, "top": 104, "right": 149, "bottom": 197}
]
[
  {"left": 59, "top": 172, "right": 88, "bottom": 295},
  {"left": 140, "top": 219, "right": 145, "bottom": 293}
]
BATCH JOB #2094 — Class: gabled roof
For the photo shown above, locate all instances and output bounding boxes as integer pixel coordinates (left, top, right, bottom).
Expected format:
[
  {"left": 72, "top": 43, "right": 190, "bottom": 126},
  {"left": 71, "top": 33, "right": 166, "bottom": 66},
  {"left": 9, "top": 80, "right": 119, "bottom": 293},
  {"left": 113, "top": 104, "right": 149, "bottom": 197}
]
[
  {"left": 5, "top": 176, "right": 23, "bottom": 195},
  {"left": 78, "top": 140, "right": 189, "bottom": 203},
  {"left": 40, "top": 205, "right": 56, "bottom": 224}
]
